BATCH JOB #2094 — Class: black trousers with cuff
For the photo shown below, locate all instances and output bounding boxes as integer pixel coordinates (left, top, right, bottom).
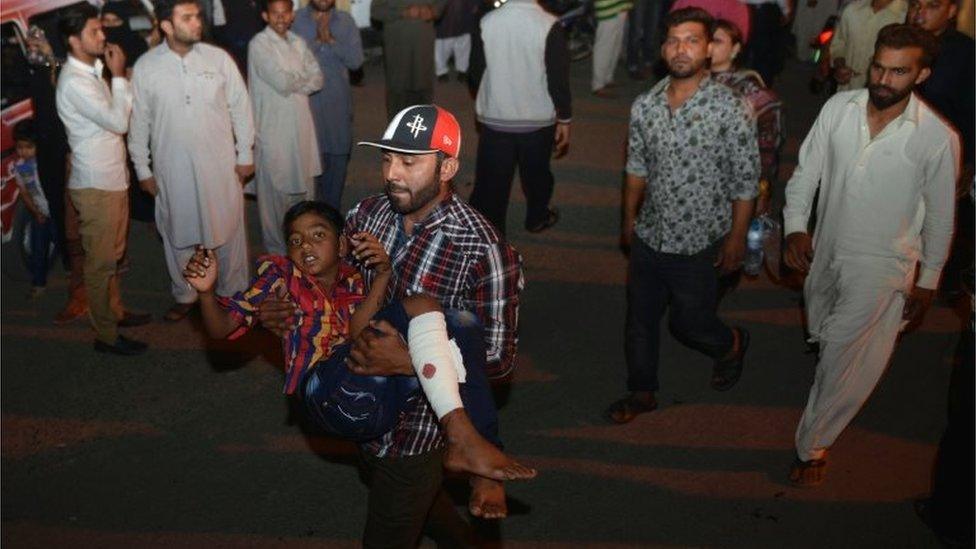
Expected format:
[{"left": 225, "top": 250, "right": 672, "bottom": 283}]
[{"left": 470, "top": 124, "right": 556, "bottom": 236}]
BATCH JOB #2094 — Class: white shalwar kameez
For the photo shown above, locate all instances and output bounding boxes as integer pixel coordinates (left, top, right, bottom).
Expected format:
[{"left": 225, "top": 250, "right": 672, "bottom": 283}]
[
  {"left": 129, "top": 41, "right": 255, "bottom": 303},
  {"left": 248, "top": 27, "right": 324, "bottom": 255},
  {"left": 784, "top": 90, "right": 959, "bottom": 461}
]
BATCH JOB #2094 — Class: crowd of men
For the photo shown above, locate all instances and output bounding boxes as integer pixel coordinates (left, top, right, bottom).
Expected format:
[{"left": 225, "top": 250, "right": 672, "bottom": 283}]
[{"left": 12, "top": 0, "right": 973, "bottom": 544}]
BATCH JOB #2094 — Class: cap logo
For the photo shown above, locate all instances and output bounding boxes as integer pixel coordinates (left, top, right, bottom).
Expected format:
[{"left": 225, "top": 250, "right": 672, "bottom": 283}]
[{"left": 406, "top": 114, "right": 428, "bottom": 138}]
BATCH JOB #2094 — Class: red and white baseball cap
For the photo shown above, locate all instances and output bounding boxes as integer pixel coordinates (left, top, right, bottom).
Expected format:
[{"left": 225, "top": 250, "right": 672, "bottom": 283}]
[{"left": 358, "top": 104, "right": 461, "bottom": 158}]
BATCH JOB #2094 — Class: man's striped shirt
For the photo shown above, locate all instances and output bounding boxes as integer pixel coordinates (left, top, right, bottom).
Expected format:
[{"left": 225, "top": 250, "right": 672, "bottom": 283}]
[{"left": 345, "top": 192, "right": 524, "bottom": 458}]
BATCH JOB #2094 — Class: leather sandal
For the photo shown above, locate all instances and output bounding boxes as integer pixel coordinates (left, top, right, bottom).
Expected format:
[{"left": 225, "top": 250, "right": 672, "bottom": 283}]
[{"left": 789, "top": 456, "right": 827, "bottom": 487}]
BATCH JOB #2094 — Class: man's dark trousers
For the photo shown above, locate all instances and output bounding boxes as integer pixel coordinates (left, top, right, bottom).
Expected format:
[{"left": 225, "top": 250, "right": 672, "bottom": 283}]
[
  {"left": 927, "top": 326, "right": 975, "bottom": 544},
  {"left": 361, "top": 447, "right": 477, "bottom": 547},
  {"left": 625, "top": 236, "right": 735, "bottom": 392},
  {"left": 626, "top": 0, "right": 666, "bottom": 73},
  {"left": 470, "top": 124, "right": 556, "bottom": 235},
  {"left": 341, "top": 305, "right": 494, "bottom": 547}
]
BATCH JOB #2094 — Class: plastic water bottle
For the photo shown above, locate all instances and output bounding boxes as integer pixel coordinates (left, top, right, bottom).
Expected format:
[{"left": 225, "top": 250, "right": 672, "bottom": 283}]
[
  {"left": 743, "top": 218, "right": 764, "bottom": 276},
  {"left": 762, "top": 214, "right": 782, "bottom": 280}
]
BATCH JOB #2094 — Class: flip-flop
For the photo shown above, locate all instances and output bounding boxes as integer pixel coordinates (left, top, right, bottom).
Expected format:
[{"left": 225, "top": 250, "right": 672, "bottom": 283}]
[
  {"left": 604, "top": 393, "right": 657, "bottom": 424},
  {"left": 712, "top": 327, "right": 749, "bottom": 391}
]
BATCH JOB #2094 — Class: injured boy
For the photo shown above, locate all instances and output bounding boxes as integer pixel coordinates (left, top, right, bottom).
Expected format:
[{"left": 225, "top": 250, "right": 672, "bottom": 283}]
[{"left": 182, "top": 200, "right": 535, "bottom": 482}]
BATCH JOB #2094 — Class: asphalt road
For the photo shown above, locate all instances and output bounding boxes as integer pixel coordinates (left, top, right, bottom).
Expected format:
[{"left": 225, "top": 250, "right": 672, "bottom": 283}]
[{"left": 1, "top": 52, "right": 966, "bottom": 548}]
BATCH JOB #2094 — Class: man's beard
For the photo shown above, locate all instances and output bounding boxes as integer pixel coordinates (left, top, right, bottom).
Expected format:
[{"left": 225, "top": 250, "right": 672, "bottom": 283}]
[
  {"left": 384, "top": 176, "right": 441, "bottom": 215},
  {"left": 666, "top": 55, "right": 707, "bottom": 79},
  {"left": 311, "top": 0, "right": 335, "bottom": 11},
  {"left": 83, "top": 43, "right": 106, "bottom": 59},
  {"left": 868, "top": 83, "right": 914, "bottom": 109},
  {"left": 173, "top": 27, "right": 201, "bottom": 47}
]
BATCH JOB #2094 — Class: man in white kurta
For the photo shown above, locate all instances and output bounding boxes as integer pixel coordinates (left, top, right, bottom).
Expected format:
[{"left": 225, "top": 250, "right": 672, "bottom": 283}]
[
  {"left": 248, "top": 0, "right": 324, "bottom": 255},
  {"left": 128, "top": 1, "right": 255, "bottom": 318},
  {"left": 783, "top": 25, "right": 958, "bottom": 485}
]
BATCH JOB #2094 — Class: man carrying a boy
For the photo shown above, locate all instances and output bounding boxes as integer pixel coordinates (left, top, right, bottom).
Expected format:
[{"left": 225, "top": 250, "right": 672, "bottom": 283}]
[{"left": 261, "top": 104, "right": 524, "bottom": 545}]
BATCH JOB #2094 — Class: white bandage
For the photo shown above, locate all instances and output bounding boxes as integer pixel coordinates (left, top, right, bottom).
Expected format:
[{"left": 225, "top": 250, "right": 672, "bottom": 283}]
[{"left": 407, "top": 311, "right": 467, "bottom": 419}]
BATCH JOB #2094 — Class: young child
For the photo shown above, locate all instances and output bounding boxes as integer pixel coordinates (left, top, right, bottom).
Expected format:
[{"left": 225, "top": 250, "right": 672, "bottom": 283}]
[
  {"left": 183, "top": 200, "right": 535, "bottom": 482},
  {"left": 12, "top": 120, "right": 56, "bottom": 299}
]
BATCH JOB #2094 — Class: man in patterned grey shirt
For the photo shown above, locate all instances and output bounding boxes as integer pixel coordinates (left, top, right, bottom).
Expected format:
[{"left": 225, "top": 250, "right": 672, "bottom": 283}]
[{"left": 606, "top": 7, "right": 760, "bottom": 424}]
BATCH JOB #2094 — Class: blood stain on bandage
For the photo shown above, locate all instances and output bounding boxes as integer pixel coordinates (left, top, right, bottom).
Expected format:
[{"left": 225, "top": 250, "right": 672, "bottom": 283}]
[{"left": 422, "top": 363, "right": 436, "bottom": 379}]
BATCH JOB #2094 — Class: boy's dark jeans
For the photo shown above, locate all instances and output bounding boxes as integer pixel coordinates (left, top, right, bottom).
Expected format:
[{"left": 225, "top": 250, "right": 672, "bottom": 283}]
[
  {"left": 302, "top": 301, "right": 501, "bottom": 447},
  {"left": 624, "top": 236, "right": 735, "bottom": 392},
  {"left": 28, "top": 218, "right": 57, "bottom": 287}
]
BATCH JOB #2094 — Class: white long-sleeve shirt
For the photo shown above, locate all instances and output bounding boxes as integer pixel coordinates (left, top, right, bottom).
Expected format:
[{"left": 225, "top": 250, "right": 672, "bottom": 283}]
[
  {"left": 784, "top": 90, "right": 959, "bottom": 293},
  {"left": 56, "top": 56, "right": 132, "bottom": 191},
  {"left": 248, "top": 27, "right": 323, "bottom": 194},
  {"left": 128, "top": 41, "right": 254, "bottom": 249}
]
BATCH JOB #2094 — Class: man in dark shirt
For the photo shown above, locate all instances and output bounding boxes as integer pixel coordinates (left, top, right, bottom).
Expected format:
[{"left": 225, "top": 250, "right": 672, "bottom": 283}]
[
  {"left": 910, "top": 0, "right": 974, "bottom": 298},
  {"left": 909, "top": 2, "right": 974, "bottom": 543},
  {"left": 910, "top": 0, "right": 973, "bottom": 167},
  {"left": 605, "top": 8, "right": 758, "bottom": 424}
]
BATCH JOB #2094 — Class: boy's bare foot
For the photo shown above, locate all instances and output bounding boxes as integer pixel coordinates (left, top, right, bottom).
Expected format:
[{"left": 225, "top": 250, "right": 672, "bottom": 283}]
[
  {"left": 441, "top": 409, "right": 537, "bottom": 481},
  {"left": 469, "top": 476, "right": 507, "bottom": 519}
]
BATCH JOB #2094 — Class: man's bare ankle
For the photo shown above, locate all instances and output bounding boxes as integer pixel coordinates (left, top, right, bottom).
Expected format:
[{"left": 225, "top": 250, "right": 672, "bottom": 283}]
[
  {"left": 440, "top": 408, "right": 474, "bottom": 440},
  {"left": 440, "top": 407, "right": 466, "bottom": 423},
  {"left": 720, "top": 328, "right": 741, "bottom": 361}
]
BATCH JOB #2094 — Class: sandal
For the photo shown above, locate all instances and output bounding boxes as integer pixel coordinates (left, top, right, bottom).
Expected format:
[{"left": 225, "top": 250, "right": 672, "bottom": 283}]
[
  {"left": 789, "top": 456, "right": 827, "bottom": 487},
  {"left": 604, "top": 393, "right": 657, "bottom": 424},
  {"left": 711, "top": 327, "right": 749, "bottom": 391},
  {"left": 526, "top": 208, "right": 560, "bottom": 234}
]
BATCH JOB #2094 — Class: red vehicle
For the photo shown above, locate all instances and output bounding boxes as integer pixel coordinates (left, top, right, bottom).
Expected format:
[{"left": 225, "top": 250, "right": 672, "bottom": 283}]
[{"left": 0, "top": 0, "right": 153, "bottom": 245}]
